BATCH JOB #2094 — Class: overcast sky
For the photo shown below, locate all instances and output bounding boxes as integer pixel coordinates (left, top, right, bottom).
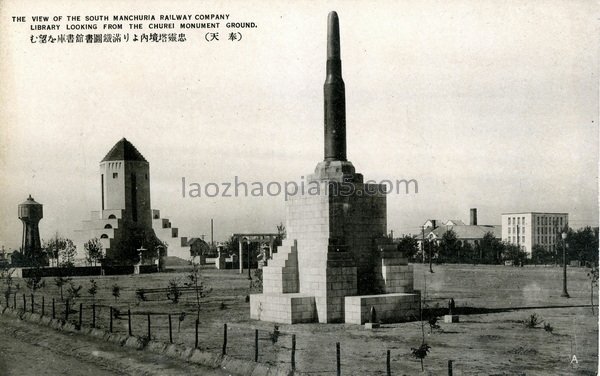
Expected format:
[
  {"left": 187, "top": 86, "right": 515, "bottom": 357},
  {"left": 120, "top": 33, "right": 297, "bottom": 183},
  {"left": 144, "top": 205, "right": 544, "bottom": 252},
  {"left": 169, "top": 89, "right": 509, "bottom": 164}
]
[{"left": 0, "top": 0, "right": 597, "bottom": 250}]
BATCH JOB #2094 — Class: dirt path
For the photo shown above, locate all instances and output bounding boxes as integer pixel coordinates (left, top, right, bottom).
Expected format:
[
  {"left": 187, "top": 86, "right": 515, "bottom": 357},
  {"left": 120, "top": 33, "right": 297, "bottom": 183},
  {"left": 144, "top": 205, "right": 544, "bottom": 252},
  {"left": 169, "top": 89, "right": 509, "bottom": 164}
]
[{"left": 0, "top": 313, "right": 229, "bottom": 376}]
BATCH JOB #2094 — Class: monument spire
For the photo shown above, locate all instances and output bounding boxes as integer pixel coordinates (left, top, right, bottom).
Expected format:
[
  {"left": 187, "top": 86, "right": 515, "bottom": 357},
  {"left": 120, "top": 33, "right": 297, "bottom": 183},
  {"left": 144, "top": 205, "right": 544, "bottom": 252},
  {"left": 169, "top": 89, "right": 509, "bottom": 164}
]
[{"left": 324, "top": 11, "right": 347, "bottom": 162}]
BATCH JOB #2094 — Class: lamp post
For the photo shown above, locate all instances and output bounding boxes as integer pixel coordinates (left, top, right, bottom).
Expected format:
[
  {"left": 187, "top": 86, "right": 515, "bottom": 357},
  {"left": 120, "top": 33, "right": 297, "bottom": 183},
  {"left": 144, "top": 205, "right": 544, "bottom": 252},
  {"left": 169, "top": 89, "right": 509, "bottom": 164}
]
[
  {"left": 428, "top": 239, "right": 434, "bottom": 273},
  {"left": 561, "top": 232, "right": 570, "bottom": 298},
  {"left": 246, "top": 238, "right": 252, "bottom": 280}
]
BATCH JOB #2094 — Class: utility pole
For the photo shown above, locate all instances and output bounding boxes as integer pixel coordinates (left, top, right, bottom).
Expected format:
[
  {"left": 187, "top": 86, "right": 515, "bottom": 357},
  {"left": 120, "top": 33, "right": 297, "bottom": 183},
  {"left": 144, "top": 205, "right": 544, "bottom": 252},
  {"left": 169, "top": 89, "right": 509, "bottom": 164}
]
[{"left": 421, "top": 227, "right": 425, "bottom": 264}]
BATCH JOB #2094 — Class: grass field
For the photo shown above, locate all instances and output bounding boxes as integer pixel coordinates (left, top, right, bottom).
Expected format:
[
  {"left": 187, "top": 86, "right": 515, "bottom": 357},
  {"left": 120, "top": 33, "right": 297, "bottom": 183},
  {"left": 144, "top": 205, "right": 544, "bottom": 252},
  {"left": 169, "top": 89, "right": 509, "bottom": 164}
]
[{"left": 6, "top": 263, "right": 598, "bottom": 375}]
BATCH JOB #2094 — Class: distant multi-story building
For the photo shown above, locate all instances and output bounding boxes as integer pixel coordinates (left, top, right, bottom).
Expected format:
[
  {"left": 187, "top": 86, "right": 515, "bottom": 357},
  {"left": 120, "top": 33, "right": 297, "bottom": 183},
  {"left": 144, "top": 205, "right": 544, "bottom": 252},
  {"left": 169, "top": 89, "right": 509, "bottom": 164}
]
[{"left": 501, "top": 212, "right": 569, "bottom": 257}]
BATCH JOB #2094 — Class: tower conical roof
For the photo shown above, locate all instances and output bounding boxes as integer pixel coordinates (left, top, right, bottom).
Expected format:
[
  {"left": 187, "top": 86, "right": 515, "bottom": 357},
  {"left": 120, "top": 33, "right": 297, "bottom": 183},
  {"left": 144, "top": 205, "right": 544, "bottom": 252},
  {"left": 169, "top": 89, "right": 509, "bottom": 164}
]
[
  {"left": 19, "top": 194, "right": 41, "bottom": 206},
  {"left": 101, "top": 138, "right": 147, "bottom": 162}
]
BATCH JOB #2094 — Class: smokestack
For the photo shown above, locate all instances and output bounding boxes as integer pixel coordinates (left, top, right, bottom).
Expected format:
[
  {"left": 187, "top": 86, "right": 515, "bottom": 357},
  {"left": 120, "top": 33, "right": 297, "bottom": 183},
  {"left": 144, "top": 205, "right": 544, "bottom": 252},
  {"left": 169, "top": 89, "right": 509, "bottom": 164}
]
[
  {"left": 323, "top": 11, "right": 347, "bottom": 162},
  {"left": 470, "top": 208, "right": 477, "bottom": 226},
  {"left": 210, "top": 218, "right": 214, "bottom": 247}
]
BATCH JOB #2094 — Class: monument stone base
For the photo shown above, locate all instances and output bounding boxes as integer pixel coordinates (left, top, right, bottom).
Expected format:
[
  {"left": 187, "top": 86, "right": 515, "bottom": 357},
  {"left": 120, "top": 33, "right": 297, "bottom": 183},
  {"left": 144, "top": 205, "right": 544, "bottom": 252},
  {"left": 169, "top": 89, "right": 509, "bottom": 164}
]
[
  {"left": 250, "top": 293, "right": 316, "bottom": 324},
  {"left": 344, "top": 292, "right": 421, "bottom": 325}
]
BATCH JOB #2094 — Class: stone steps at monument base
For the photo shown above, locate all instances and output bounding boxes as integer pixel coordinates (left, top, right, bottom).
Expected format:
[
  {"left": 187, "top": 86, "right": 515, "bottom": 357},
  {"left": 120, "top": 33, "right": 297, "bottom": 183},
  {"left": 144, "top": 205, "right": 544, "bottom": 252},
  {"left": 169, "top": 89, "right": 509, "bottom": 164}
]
[{"left": 262, "top": 240, "right": 299, "bottom": 294}]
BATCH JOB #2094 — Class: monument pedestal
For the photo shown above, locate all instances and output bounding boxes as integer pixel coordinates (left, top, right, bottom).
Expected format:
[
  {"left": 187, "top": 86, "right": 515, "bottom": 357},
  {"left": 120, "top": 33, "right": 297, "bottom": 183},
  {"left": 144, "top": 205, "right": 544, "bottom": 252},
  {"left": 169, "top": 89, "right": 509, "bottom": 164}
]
[
  {"left": 444, "top": 315, "right": 460, "bottom": 323},
  {"left": 345, "top": 293, "right": 420, "bottom": 324}
]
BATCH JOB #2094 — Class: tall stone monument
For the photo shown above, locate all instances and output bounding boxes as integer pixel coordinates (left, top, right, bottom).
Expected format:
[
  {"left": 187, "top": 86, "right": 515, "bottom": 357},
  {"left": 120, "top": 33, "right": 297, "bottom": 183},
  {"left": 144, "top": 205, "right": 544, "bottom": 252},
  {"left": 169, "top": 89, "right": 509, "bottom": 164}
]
[
  {"left": 250, "top": 12, "right": 420, "bottom": 324},
  {"left": 76, "top": 138, "right": 194, "bottom": 264}
]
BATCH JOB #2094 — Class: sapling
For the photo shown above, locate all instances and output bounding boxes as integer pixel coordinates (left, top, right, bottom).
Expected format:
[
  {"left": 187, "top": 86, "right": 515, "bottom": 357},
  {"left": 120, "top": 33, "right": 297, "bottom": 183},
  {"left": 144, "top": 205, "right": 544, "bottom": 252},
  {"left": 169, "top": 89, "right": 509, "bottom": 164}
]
[
  {"left": 411, "top": 272, "right": 432, "bottom": 371},
  {"left": 111, "top": 284, "right": 120, "bottom": 302},
  {"left": 87, "top": 279, "right": 98, "bottom": 303},
  {"left": 166, "top": 279, "right": 181, "bottom": 304}
]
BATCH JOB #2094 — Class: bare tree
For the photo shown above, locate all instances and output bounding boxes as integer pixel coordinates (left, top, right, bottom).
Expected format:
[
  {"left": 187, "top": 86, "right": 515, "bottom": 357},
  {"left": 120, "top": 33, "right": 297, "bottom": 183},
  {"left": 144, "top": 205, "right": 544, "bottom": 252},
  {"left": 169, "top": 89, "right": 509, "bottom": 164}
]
[{"left": 84, "top": 238, "right": 103, "bottom": 266}]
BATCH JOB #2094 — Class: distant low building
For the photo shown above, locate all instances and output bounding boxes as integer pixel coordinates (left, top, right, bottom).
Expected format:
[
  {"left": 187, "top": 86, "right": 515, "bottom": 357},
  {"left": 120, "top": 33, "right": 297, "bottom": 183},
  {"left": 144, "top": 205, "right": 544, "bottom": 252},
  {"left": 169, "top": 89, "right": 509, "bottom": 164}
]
[
  {"left": 501, "top": 212, "right": 568, "bottom": 257},
  {"left": 419, "top": 208, "right": 501, "bottom": 248},
  {"left": 427, "top": 224, "right": 501, "bottom": 246},
  {"left": 422, "top": 219, "right": 444, "bottom": 230}
]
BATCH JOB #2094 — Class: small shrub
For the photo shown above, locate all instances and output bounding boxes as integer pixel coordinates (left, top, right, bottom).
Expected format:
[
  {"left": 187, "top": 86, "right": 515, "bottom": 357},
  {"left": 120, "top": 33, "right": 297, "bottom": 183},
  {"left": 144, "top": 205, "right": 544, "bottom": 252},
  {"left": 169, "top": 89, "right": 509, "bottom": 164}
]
[
  {"left": 269, "top": 325, "right": 280, "bottom": 344},
  {"left": 428, "top": 316, "right": 440, "bottom": 333},
  {"left": 66, "top": 283, "right": 82, "bottom": 301},
  {"left": 411, "top": 343, "right": 431, "bottom": 371},
  {"left": 135, "top": 288, "right": 147, "bottom": 303},
  {"left": 219, "top": 301, "right": 226, "bottom": 310},
  {"left": 88, "top": 279, "right": 98, "bottom": 302},
  {"left": 245, "top": 295, "right": 250, "bottom": 303},
  {"left": 524, "top": 313, "right": 542, "bottom": 328},
  {"left": 167, "top": 279, "right": 181, "bottom": 304},
  {"left": 543, "top": 322, "right": 554, "bottom": 333},
  {"left": 53, "top": 276, "right": 71, "bottom": 301},
  {"left": 26, "top": 273, "right": 45, "bottom": 293},
  {"left": 112, "top": 284, "right": 121, "bottom": 302}
]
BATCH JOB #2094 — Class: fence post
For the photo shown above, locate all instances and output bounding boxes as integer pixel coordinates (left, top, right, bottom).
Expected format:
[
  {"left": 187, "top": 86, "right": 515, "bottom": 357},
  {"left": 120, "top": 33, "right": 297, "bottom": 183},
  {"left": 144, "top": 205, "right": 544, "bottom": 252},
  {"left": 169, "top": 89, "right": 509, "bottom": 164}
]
[
  {"left": 194, "top": 319, "right": 199, "bottom": 349},
  {"left": 448, "top": 360, "right": 453, "bottom": 376},
  {"left": 254, "top": 329, "right": 259, "bottom": 362},
  {"left": 128, "top": 309, "right": 132, "bottom": 336},
  {"left": 222, "top": 323, "right": 227, "bottom": 355},
  {"left": 41, "top": 296, "right": 45, "bottom": 316},
  {"left": 22, "top": 294, "right": 26, "bottom": 311},
  {"left": 387, "top": 349, "right": 391, "bottom": 376},
  {"left": 31, "top": 294, "right": 34, "bottom": 313},
  {"left": 65, "top": 299, "right": 69, "bottom": 321},
  {"left": 52, "top": 298, "right": 55, "bottom": 319},
  {"left": 92, "top": 304, "right": 96, "bottom": 328},
  {"left": 336, "top": 342, "right": 341, "bottom": 376},
  {"left": 168, "top": 314, "right": 173, "bottom": 344},
  {"left": 291, "top": 334, "right": 296, "bottom": 371},
  {"left": 13, "top": 293, "right": 16, "bottom": 309},
  {"left": 79, "top": 303, "right": 83, "bottom": 329},
  {"left": 147, "top": 314, "right": 151, "bottom": 339},
  {"left": 109, "top": 307, "right": 113, "bottom": 333}
]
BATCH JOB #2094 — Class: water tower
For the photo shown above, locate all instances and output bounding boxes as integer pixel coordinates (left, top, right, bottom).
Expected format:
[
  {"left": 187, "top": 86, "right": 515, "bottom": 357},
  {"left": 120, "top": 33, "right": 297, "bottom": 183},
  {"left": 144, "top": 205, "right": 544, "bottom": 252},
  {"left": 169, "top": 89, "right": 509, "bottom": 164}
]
[{"left": 18, "top": 194, "right": 43, "bottom": 262}]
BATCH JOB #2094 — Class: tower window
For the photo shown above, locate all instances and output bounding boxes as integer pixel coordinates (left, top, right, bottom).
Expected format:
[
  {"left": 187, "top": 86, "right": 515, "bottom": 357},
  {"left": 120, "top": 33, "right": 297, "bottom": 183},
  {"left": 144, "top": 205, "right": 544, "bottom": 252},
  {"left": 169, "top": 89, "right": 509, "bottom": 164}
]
[{"left": 113, "top": 173, "right": 118, "bottom": 179}]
